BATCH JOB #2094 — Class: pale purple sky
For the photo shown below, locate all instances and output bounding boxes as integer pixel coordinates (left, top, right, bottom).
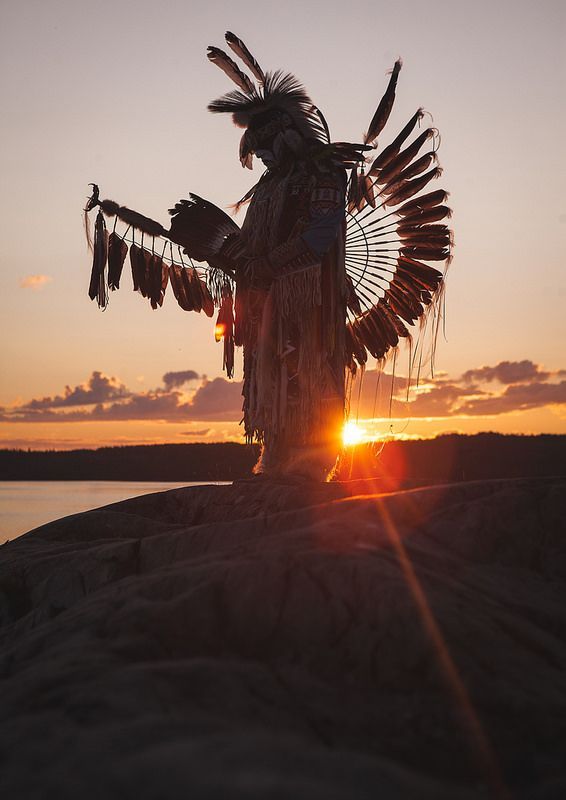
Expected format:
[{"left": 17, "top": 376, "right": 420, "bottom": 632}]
[{"left": 0, "top": 0, "right": 565, "bottom": 442}]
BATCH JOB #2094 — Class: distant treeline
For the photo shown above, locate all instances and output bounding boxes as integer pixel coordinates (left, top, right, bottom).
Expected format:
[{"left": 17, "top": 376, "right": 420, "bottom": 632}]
[{"left": 0, "top": 434, "right": 565, "bottom": 482}]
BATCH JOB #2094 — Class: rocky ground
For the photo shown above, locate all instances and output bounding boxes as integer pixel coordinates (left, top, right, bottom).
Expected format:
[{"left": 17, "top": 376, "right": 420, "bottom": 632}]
[{"left": 1, "top": 477, "right": 565, "bottom": 799}]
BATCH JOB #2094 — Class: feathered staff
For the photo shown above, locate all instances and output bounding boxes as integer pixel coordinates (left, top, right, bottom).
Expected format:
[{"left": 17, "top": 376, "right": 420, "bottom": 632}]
[{"left": 83, "top": 183, "right": 239, "bottom": 317}]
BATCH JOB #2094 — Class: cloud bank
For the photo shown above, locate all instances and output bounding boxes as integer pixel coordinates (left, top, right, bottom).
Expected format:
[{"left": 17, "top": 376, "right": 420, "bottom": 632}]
[
  {"left": 1, "top": 360, "right": 564, "bottom": 426},
  {"left": 356, "top": 360, "right": 566, "bottom": 420},
  {"left": 1, "top": 371, "right": 242, "bottom": 423}
]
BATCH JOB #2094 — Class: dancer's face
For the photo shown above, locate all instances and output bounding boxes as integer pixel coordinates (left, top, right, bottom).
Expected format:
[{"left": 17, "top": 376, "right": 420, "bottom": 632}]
[{"left": 255, "top": 148, "right": 276, "bottom": 168}]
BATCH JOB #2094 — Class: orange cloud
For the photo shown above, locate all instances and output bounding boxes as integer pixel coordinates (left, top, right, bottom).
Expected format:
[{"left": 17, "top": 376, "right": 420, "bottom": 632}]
[{"left": 19, "top": 274, "right": 52, "bottom": 290}]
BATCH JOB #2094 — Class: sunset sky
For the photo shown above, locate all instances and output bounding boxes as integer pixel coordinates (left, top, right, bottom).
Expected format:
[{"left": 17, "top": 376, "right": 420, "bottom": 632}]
[{"left": 1, "top": 0, "right": 565, "bottom": 450}]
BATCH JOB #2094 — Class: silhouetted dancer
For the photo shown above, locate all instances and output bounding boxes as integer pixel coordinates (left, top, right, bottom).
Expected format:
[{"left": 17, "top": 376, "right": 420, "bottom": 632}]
[{"left": 84, "top": 31, "right": 451, "bottom": 480}]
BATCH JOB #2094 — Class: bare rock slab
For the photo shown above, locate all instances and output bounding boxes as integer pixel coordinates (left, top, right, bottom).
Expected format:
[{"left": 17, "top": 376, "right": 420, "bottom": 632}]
[{"left": 1, "top": 477, "right": 565, "bottom": 799}]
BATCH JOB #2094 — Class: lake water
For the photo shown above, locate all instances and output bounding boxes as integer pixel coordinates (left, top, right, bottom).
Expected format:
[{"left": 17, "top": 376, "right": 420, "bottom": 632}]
[{"left": 0, "top": 481, "right": 230, "bottom": 544}]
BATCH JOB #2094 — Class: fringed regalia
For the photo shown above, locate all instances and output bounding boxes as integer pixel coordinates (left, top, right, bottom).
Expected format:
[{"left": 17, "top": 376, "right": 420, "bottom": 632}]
[
  {"left": 84, "top": 32, "right": 452, "bottom": 480},
  {"left": 236, "top": 161, "right": 348, "bottom": 476}
]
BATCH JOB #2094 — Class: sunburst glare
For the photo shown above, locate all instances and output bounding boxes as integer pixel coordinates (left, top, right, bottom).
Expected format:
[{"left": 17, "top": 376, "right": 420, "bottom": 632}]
[{"left": 342, "top": 421, "right": 366, "bottom": 446}]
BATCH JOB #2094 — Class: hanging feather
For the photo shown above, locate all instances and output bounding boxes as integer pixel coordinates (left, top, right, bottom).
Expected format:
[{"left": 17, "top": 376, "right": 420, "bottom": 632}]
[
  {"left": 107, "top": 232, "right": 128, "bottom": 291},
  {"left": 225, "top": 31, "right": 265, "bottom": 84},
  {"left": 136, "top": 249, "right": 152, "bottom": 298},
  {"left": 189, "top": 269, "right": 205, "bottom": 312},
  {"left": 168, "top": 264, "right": 189, "bottom": 311},
  {"left": 148, "top": 254, "right": 164, "bottom": 309},
  {"left": 192, "top": 270, "right": 215, "bottom": 317},
  {"left": 215, "top": 292, "right": 235, "bottom": 377},
  {"left": 129, "top": 242, "right": 140, "bottom": 292},
  {"left": 207, "top": 46, "right": 255, "bottom": 94},
  {"left": 347, "top": 166, "right": 363, "bottom": 212},
  {"left": 83, "top": 184, "right": 100, "bottom": 251},
  {"left": 88, "top": 210, "right": 108, "bottom": 309},
  {"left": 160, "top": 258, "right": 169, "bottom": 302},
  {"left": 181, "top": 268, "right": 200, "bottom": 311},
  {"left": 364, "top": 59, "right": 402, "bottom": 145}
]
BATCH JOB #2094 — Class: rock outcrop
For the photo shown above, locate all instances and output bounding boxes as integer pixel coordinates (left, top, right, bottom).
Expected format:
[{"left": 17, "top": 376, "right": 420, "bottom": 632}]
[{"left": 1, "top": 477, "right": 565, "bottom": 799}]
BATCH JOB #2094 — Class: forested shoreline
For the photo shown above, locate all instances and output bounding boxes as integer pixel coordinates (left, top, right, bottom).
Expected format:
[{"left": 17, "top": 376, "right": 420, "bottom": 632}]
[{"left": 1, "top": 434, "right": 564, "bottom": 482}]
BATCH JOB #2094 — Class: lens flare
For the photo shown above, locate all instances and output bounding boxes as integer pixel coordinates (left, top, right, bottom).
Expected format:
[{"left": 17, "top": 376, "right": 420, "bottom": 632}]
[
  {"left": 214, "top": 323, "right": 226, "bottom": 342},
  {"left": 342, "top": 421, "right": 365, "bottom": 446}
]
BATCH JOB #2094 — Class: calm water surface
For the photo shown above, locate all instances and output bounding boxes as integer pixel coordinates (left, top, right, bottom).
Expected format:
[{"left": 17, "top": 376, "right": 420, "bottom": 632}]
[{"left": 0, "top": 481, "right": 230, "bottom": 544}]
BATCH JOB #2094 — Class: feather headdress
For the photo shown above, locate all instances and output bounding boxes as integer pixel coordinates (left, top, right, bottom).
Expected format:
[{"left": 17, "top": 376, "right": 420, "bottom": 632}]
[{"left": 207, "top": 32, "right": 367, "bottom": 168}]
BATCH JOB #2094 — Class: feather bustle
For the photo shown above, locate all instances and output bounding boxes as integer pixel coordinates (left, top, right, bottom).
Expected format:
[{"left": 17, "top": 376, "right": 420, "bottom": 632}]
[
  {"left": 371, "top": 130, "right": 434, "bottom": 184},
  {"left": 368, "top": 109, "right": 424, "bottom": 175},
  {"left": 384, "top": 167, "right": 442, "bottom": 207}
]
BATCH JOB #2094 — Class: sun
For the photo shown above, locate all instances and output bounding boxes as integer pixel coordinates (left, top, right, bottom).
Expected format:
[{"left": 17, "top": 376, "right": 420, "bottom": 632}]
[{"left": 342, "top": 421, "right": 365, "bottom": 446}]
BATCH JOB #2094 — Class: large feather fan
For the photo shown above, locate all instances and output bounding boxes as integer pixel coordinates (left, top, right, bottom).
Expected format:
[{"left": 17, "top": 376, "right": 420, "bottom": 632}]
[{"left": 343, "top": 61, "right": 451, "bottom": 373}]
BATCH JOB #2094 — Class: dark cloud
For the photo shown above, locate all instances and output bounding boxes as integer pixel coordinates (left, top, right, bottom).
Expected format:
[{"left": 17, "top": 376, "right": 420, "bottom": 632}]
[
  {"left": 162, "top": 370, "right": 200, "bottom": 389},
  {"left": 457, "top": 381, "right": 566, "bottom": 416},
  {"left": 356, "top": 373, "right": 482, "bottom": 419},
  {"left": 462, "top": 360, "right": 550, "bottom": 385},
  {"left": 22, "top": 371, "right": 129, "bottom": 410},
  {"left": 180, "top": 429, "right": 211, "bottom": 437},
  {"left": 188, "top": 378, "right": 243, "bottom": 419},
  {"left": 1, "top": 376, "right": 243, "bottom": 424},
  {"left": 353, "top": 361, "right": 565, "bottom": 420},
  {"left": 392, "top": 383, "right": 483, "bottom": 418}
]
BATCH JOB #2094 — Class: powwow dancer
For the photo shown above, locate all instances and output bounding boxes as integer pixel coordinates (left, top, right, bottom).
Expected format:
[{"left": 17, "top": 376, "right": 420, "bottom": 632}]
[{"left": 84, "top": 32, "right": 451, "bottom": 480}]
